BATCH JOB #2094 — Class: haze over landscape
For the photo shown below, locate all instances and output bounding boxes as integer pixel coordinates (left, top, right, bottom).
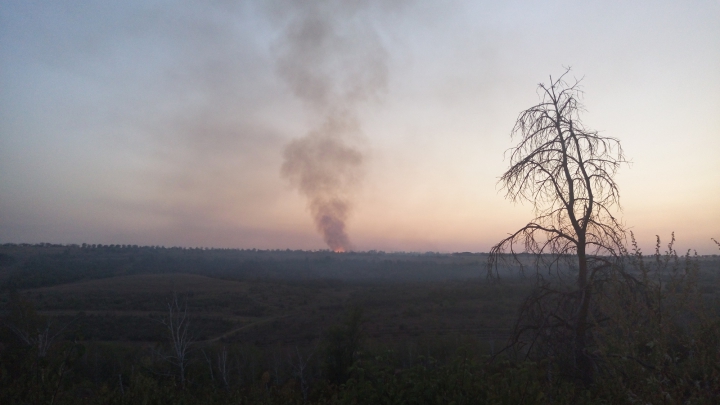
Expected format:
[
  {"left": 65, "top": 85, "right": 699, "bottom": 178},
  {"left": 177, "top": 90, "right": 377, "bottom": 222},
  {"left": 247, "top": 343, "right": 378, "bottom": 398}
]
[{"left": 1, "top": 0, "right": 718, "bottom": 253}]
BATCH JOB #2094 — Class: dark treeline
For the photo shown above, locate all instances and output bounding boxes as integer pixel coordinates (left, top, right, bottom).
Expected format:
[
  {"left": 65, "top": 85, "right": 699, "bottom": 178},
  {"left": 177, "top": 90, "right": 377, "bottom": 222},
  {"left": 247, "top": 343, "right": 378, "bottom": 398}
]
[{"left": 0, "top": 243, "right": 497, "bottom": 290}]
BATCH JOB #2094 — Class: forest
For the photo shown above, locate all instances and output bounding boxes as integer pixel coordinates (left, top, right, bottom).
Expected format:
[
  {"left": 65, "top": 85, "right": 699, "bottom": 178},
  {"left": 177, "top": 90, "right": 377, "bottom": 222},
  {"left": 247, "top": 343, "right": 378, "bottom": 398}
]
[{"left": 1, "top": 242, "right": 719, "bottom": 404}]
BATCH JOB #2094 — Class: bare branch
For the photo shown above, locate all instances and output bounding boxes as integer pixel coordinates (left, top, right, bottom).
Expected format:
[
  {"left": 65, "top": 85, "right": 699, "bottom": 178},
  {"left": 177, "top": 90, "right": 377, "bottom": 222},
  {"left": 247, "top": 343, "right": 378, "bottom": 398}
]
[
  {"left": 489, "top": 69, "right": 629, "bottom": 386},
  {"left": 156, "top": 293, "right": 195, "bottom": 388}
]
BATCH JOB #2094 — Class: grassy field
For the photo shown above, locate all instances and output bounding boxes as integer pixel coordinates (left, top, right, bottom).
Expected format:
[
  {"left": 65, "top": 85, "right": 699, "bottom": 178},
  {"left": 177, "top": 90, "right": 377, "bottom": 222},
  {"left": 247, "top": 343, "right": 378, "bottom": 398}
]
[
  {"left": 2, "top": 244, "right": 718, "bottom": 349},
  {"left": 13, "top": 271, "right": 530, "bottom": 350},
  {"left": 3, "top": 244, "right": 720, "bottom": 404}
]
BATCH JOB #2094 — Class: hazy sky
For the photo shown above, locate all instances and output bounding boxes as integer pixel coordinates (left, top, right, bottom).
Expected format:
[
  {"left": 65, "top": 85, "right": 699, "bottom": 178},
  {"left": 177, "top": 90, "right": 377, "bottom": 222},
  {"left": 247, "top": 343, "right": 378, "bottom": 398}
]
[{"left": 1, "top": 0, "right": 719, "bottom": 253}]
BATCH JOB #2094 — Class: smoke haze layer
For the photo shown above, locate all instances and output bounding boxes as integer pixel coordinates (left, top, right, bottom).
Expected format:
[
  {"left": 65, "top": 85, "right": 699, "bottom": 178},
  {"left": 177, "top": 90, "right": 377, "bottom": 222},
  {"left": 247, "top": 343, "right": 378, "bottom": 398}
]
[{"left": 275, "top": 1, "right": 388, "bottom": 251}]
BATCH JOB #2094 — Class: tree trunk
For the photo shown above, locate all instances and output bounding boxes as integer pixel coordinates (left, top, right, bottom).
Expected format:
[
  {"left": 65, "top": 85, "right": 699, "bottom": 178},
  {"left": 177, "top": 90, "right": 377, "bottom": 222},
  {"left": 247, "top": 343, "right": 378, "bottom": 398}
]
[{"left": 575, "top": 244, "right": 592, "bottom": 385}]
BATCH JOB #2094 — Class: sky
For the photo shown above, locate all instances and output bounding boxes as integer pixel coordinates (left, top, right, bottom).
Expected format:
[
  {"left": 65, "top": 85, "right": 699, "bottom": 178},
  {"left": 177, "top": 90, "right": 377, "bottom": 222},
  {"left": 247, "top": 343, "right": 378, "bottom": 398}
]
[{"left": 1, "top": 0, "right": 718, "bottom": 254}]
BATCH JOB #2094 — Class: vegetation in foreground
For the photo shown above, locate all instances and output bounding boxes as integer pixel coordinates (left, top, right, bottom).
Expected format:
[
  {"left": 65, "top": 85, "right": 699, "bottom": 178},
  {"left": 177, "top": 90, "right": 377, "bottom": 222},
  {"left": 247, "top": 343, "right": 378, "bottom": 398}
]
[{"left": 0, "top": 241, "right": 719, "bottom": 404}]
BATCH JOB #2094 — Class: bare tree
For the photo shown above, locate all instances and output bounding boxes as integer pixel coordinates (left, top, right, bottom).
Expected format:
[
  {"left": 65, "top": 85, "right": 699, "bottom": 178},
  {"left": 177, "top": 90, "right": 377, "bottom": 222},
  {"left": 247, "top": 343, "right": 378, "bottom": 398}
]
[
  {"left": 201, "top": 348, "right": 215, "bottom": 383},
  {"left": 5, "top": 292, "right": 71, "bottom": 359},
  {"left": 289, "top": 345, "right": 316, "bottom": 401},
  {"left": 7, "top": 319, "right": 68, "bottom": 359},
  {"left": 217, "top": 345, "right": 230, "bottom": 389},
  {"left": 201, "top": 344, "right": 230, "bottom": 389},
  {"left": 157, "top": 293, "right": 195, "bottom": 388},
  {"left": 489, "top": 69, "right": 627, "bottom": 385}
]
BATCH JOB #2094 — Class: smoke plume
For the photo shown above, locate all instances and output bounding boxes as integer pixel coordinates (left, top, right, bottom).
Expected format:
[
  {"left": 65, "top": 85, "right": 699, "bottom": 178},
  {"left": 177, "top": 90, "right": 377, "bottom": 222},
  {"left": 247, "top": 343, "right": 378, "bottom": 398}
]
[{"left": 275, "top": 1, "right": 388, "bottom": 251}]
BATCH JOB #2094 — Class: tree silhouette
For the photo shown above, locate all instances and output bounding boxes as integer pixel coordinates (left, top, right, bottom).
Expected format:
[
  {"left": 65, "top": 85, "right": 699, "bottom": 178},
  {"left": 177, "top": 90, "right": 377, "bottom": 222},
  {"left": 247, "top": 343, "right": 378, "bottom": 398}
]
[{"left": 489, "top": 69, "right": 627, "bottom": 385}]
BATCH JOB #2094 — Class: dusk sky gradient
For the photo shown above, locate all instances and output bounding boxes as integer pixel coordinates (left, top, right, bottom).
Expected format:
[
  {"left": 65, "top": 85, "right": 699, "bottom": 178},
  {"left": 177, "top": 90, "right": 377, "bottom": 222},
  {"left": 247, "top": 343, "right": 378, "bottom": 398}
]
[{"left": 1, "top": 1, "right": 719, "bottom": 253}]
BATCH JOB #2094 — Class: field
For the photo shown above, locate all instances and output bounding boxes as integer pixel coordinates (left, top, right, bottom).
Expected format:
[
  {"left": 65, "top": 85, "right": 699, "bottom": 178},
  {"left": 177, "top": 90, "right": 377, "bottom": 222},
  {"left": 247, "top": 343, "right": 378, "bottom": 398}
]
[
  {"left": 18, "top": 273, "right": 529, "bottom": 345},
  {"left": 0, "top": 245, "right": 533, "bottom": 349},
  {"left": 2, "top": 243, "right": 720, "bottom": 404}
]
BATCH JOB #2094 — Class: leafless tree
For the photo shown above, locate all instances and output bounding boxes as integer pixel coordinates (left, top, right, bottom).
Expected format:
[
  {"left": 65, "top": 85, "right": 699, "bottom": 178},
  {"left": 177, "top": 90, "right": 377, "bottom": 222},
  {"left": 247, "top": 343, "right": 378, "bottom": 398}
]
[
  {"left": 201, "top": 344, "right": 231, "bottom": 389},
  {"left": 201, "top": 348, "right": 215, "bottom": 383},
  {"left": 157, "top": 293, "right": 195, "bottom": 388},
  {"left": 5, "top": 292, "right": 72, "bottom": 359},
  {"left": 489, "top": 69, "right": 628, "bottom": 385},
  {"left": 289, "top": 345, "right": 316, "bottom": 401},
  {"left": 7, "top": 319, "right": 68, "bottom": 359},
  {"left": 217, "top": 345, "right": 230, "bottom": 389}
]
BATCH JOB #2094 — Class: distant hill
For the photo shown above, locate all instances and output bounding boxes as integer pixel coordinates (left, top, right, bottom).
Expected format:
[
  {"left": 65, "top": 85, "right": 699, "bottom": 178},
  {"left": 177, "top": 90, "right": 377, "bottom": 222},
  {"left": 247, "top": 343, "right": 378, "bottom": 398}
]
[{"left": 0, "top": 244, "right": 495, "bottom": 290}]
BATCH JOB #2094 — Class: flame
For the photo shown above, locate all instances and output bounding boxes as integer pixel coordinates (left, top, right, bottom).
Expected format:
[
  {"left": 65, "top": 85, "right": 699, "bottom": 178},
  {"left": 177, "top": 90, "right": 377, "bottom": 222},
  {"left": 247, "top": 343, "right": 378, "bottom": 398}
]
[{"left": 334, "top": 247, "right": 346, "bottom": 253}]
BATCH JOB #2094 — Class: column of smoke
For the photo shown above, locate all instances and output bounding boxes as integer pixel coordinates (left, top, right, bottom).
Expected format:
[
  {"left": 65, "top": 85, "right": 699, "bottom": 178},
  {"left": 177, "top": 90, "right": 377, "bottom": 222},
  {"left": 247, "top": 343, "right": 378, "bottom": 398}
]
[
  {"left": 281, "top": 117, "right": 362, "bottom": 252},
  {"left": 275, "top": 2, "right": 387, "bottom": 252}
]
